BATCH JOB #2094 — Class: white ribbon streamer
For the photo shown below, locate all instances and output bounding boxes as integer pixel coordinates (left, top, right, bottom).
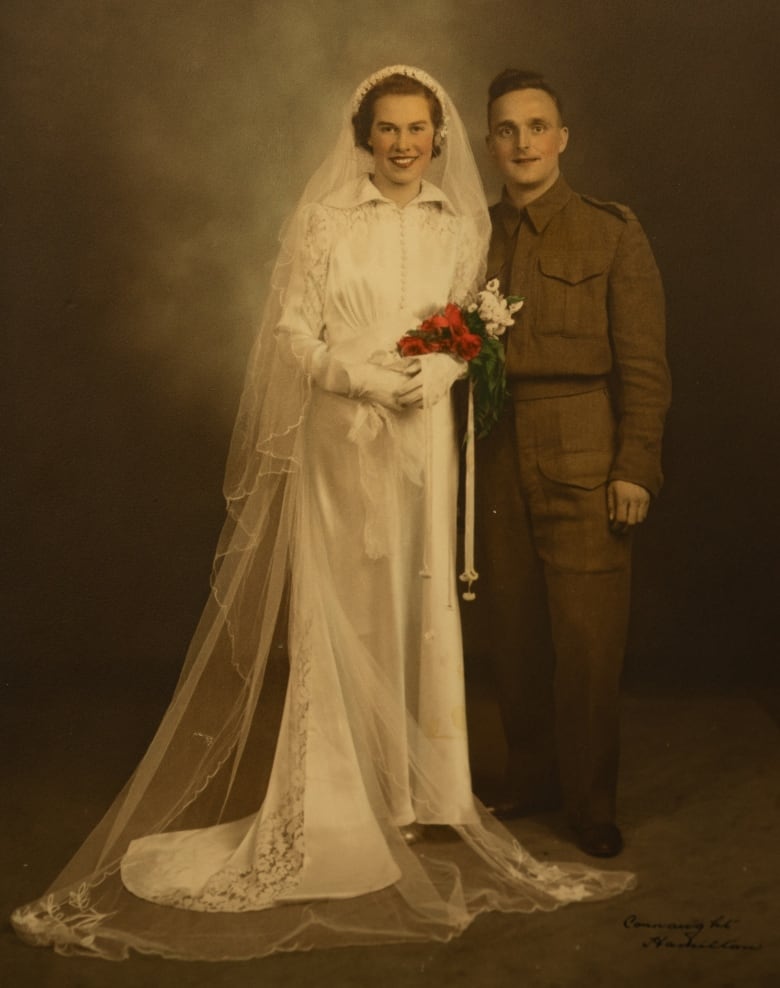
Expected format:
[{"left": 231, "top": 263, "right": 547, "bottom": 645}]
[{"left": 459, "top": 380, "right": 479, "bottom": 600}]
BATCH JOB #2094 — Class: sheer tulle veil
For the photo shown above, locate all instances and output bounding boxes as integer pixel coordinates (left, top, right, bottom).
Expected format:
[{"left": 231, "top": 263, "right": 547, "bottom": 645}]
[{"left": 11, "top": 66, "right": 635, "bottom": 962}]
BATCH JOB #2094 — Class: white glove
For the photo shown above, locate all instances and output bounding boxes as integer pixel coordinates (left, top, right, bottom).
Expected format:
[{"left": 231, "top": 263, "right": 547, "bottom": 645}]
[
  {"left": 415, "top": 353, "right": 468, "bottom": 408},
  {"left": 353, "top": 353, "right": 467, "bottom": 410},
  {"left": 310, "top": 349, "right": 418, "bottom": 411},
  {"left": 347, "top": 360, "right": 419, "bottom": 410}
]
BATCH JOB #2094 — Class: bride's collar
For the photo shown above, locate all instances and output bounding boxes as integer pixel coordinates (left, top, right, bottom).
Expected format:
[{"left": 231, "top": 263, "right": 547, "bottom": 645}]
[{"left": 322, "top": 174, "right": 455, "bottom": 214}]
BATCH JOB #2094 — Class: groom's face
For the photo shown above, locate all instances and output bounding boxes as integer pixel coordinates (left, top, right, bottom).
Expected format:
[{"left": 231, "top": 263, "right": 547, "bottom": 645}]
[{"left": 487, "top": 88, "right": 568, "bottom": 201}]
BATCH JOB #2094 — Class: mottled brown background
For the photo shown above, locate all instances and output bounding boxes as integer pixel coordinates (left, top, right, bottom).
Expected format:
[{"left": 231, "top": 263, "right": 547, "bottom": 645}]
[{"left": 3, "top": 0, "right": 778, "bottom": 723}]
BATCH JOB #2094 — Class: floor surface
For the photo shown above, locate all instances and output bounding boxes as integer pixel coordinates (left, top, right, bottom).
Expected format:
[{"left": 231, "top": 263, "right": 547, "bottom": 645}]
[{"left": 1, "top": 686, "right": 777, "bottom": 987}]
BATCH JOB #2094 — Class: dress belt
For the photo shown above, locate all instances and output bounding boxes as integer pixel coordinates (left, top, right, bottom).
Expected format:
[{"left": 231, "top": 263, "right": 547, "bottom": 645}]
[{"left": 509, "top": 375, "right": 609, "bottom": 401}]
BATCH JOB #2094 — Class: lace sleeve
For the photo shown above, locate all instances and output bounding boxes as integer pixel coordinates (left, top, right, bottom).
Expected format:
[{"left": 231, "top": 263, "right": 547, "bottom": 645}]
[
  {"left": 275, "top": 204, "right": 331, "bottom": 373},
  {"left": 449, "top": 214, "right": 484, "bottom": 303}
]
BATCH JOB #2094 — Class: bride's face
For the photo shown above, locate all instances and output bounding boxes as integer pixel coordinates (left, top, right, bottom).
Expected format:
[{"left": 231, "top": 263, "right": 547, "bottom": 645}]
[{"left": 367, "top": 94, "right": 435, "bottom": 203}]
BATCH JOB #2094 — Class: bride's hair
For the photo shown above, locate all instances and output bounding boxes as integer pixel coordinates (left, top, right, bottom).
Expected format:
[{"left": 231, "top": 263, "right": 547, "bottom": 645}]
[{"left": 351, "top": 73, "right": 444, "bottom": 158}]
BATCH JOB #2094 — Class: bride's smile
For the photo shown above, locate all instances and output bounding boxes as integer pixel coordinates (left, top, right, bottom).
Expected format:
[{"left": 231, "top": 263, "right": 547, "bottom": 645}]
[{"left": 367, "top": 93, "right": 435, "bottom": 204}]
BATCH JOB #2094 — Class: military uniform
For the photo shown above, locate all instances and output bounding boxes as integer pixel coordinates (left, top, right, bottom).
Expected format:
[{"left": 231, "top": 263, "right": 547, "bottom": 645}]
[{"left": 467, "top": 174, "right": 671, "bottom": 829}]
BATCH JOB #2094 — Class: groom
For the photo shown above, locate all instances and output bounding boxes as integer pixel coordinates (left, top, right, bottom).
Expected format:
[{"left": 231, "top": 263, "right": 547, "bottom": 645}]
[{"left": 466, "top": 69, "right": 670, "bottom": 857}]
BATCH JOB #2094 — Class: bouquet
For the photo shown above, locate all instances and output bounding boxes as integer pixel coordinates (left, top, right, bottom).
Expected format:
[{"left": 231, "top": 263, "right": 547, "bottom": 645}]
[{"left": 397, "top": 279, "right": 524, "bottom": 438}]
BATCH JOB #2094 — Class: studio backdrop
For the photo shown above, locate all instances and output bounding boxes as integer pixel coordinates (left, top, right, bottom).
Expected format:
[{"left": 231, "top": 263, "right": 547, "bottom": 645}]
[{"left": 3, "top": 0, "right": 778, "bottom": 715}]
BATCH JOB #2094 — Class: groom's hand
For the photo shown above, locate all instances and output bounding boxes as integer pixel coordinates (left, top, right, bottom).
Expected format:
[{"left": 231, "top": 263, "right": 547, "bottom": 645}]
[{"left": 607, "top": 480, "right": 650, "bottom": 533}]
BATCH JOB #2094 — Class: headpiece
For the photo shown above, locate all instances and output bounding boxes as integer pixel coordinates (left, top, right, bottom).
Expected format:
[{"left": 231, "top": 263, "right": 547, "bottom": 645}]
[{"left": 349, "top": 63, "right": 450, "bottom": 143}]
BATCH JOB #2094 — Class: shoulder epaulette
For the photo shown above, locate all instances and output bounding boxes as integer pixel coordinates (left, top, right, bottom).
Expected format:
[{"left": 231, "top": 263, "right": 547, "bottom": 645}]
[{"left": 580, "top": 194, "right": 634, "bottom": 222}]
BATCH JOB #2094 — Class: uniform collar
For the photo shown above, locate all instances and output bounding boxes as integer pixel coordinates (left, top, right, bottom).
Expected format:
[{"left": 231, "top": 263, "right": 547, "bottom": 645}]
[
  {"left": 495, "top": 174, "right": 574, "bottom": 237},
  {"left": 324, "top": 174, "right": 456, "bottom": 213}
]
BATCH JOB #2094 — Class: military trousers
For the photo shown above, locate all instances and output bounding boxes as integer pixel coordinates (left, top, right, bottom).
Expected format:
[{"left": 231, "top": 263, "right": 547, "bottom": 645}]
[{"left": 464, "top": 384, "right": 632, "bottom": 826}]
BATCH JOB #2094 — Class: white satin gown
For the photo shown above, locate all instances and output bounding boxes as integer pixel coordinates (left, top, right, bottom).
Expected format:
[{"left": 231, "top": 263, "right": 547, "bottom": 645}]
[{"left": 120, "top": 176, "right": 484, "bottom": 910}]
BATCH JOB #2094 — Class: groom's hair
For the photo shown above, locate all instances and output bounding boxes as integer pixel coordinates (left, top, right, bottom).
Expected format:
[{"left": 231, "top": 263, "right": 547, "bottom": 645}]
[{"left": 487, "top": 69, "right": 564, "bottom": 125}]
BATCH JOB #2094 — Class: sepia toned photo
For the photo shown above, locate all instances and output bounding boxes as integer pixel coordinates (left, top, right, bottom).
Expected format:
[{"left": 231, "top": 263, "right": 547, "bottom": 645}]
[{"left": 2, "top": 2, "right": 777, "bottom": 985}]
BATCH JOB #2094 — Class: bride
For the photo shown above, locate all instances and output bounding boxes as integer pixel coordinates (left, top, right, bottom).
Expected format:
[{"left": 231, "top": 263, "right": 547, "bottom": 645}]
[{"left": 12, "top": 65, "right": 634, "bottom": 961}]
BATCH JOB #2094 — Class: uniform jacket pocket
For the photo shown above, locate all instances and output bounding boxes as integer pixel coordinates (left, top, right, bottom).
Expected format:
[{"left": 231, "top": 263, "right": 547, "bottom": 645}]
[{"left": 536, "top": 250, "right": 611, "bottom": 337}]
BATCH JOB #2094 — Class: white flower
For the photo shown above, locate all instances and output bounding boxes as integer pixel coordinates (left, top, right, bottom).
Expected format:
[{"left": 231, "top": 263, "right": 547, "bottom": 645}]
[{"left": 475, "top": 288, "right": 520, "bottom": 338}]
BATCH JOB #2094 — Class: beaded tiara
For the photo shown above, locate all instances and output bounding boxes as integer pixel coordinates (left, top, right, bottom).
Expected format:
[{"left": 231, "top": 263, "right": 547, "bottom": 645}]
[{"left": 350, "top": 64, "right": 450, "bottom": 140}]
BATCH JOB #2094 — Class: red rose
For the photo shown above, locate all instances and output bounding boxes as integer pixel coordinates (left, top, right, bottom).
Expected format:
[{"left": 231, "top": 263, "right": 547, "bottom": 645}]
[
  {"left": 455, "top": 332, "right": 483, "bottom": 361},
  {"left": 399, "top": 304, "right": 471, "bottom": 359},
  {"left": 398, "top": 336, "right": 431, "bottom": 357},
  {"left": 418, "top": 314, "right": 449, "bottom": 334},
  {"left": 443, "top": 303, "right": 468, "bottom": 337},
  {"left": 429, "top": 336, "right": 457, "bottom": 354}
]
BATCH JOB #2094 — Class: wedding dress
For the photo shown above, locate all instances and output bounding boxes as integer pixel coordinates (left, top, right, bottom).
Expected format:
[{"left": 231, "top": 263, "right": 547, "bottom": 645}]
[
  {"left": 11, "top": 66, "right": 635, "bottom": 962},
  {"left": 120, "top": 174, "right": 483, "bottom": 909}
]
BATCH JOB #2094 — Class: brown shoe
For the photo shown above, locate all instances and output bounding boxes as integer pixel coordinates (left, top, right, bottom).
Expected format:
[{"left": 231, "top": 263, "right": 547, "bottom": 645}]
[{"left": 575, "top": 822, "right": 623, "bottom": 858}]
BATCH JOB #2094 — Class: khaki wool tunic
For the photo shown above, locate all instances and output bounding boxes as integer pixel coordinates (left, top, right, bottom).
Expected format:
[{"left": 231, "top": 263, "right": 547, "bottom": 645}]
[{"left": 488, "top": 174, "right": 671, "bottom": 496}]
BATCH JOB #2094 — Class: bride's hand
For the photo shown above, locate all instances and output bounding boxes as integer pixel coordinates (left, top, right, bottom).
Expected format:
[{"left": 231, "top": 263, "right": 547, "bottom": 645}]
[
  {"left": 349, "top": 361, "right": 421, "bottom": 411},
  {"left": 395, "top": 359, "right": 424, "bottom": 409},
  {"left": 311, "top": 350, "right": 461, "bottom": 412},
  {"left": 398, "top": 354, "right": 467, "bottom": 409}
]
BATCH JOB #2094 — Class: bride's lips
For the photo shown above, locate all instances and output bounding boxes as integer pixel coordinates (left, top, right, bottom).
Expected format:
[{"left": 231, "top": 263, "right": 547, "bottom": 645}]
[{"left": 390, "top": 156, "right": 419, "bottom": 168}]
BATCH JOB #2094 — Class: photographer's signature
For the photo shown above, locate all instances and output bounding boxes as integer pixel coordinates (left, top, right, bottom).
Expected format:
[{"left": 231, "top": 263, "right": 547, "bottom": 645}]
[{"left": 623, "top": 914, "right": 763, "bottom": 951}]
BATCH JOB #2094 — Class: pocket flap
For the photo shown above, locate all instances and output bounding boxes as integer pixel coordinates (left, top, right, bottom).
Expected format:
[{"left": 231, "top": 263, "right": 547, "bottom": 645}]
[
  {"left": 538, "top": 251, "right": 611, "bottom": 285},
  {"left": 537, "top": 449, "right": 613, "bottom": 490}
]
